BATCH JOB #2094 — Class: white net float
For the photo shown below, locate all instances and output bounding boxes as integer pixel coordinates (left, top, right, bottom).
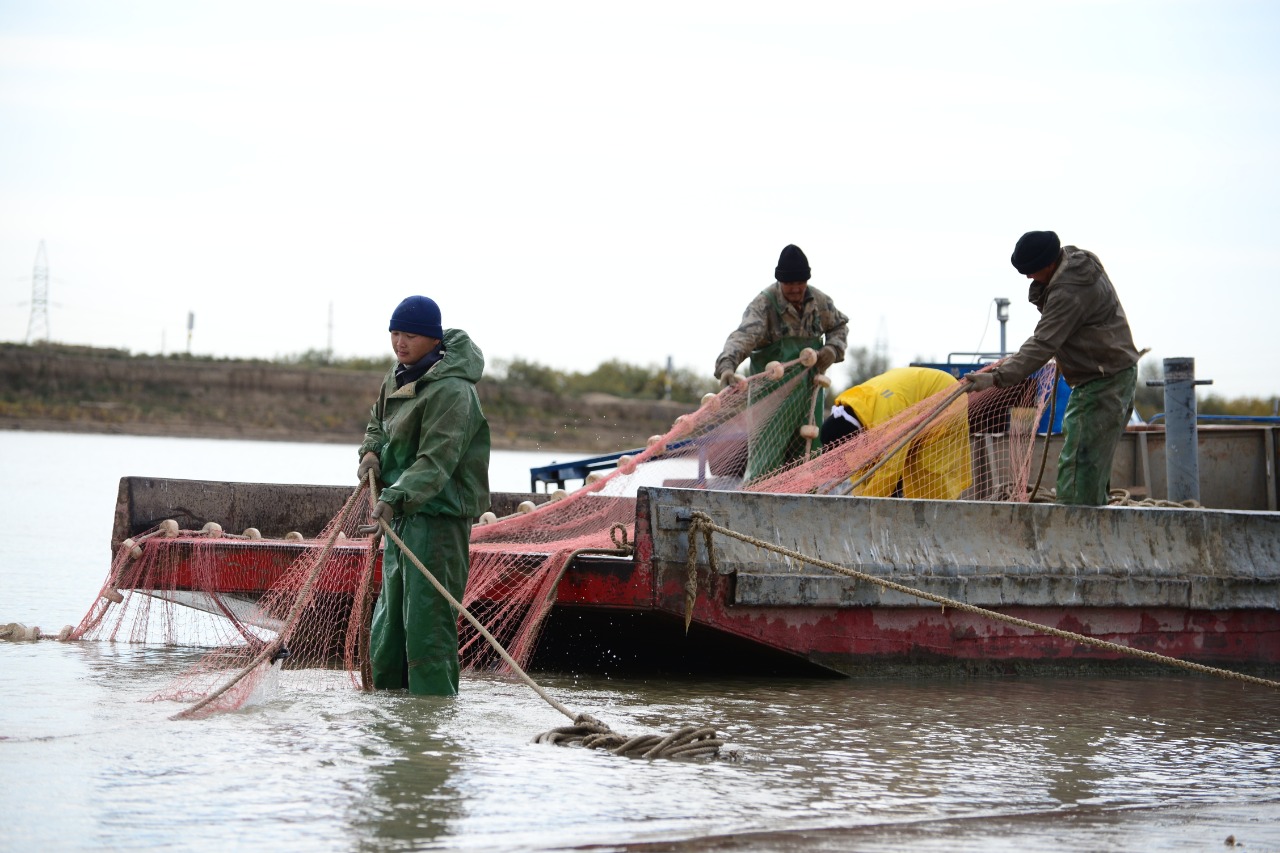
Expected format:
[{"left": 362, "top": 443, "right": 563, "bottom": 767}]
[
  {"left": 517, "top": 501, "right": 538, "bottom": 514},
  {"left": 102, "top": 588, "right": 124, "bottom": 604},
  {"left": 477, "top": 511, "right": 498, "bottom": 525},
  {"left": 765, "top": 361, "right": 784, "bottom": 380},
  {"left": 58, "top": 625, "right": 73, "bottom": 642},
  {"left": 159, "top": 519, "right": 180, "bottom": 537},
  {"left": 5, "top": 623, "right": 35, "bottom": 641},
  {"left": 284, "top": 531, "right": 304, "bottom": 541},
  {"left": 700, "top": 392, "right": 719, "bottom": 409},
  {"left": 811, "top": 373, "right": 832, "bottom": 388},
  {"left": 202, "top": 521, "right": 223, "bottom": 538},
  {"left": 242, "top": 527, "right": 262, "bottom": 540},
  {"left": 799, "top": 424, "right": 820, "bottom": 440},
  {"left": 585, "top": 471, "right": 606, "bottom": 484},
  {"left": 617, "top": 454, "right": 636, "bottom": 475},
  {"left": 798, "top": 347, "right": 818, "bottom": 367},
  {"left": 646, "top": 435, "right": 665, "bottom": 450}
]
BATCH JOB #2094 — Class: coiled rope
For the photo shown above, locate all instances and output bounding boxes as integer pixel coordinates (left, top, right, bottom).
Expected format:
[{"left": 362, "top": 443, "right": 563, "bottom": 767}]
[{"left": 683, "top": 511, "right": 1280, "bottom": 690}]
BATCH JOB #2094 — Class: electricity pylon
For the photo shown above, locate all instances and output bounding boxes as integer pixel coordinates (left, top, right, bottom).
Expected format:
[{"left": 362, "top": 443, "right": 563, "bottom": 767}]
[{"left": 25, "top": 241, "right": 50, "bottom": 344}]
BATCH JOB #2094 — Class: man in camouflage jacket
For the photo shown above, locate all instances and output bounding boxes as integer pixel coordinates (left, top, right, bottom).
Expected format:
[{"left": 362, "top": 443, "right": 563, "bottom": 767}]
[
  {"left": 712, "top": 244, "right": 849, "bottom": 479},
  {"left": 713, "top": 244, "right": 849, "bottom": 385}
]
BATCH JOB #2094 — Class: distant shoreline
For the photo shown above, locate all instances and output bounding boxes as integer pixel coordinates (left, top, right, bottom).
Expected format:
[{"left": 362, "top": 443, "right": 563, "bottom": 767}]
[
  {"left": 0, "top": 343, "right": 691, "bottom": 455},
  {"left": 0, "top": 418, "right": 604, "bottom": 453}
]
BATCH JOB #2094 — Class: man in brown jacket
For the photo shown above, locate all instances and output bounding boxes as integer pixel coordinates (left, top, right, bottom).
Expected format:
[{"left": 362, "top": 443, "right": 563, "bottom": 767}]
[{"left": 966, "top": 231, "right": 1140, "bottom": 505}]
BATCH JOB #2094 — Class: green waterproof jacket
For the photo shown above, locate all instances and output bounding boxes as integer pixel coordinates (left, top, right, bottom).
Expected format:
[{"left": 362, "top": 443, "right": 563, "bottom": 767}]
[{"left": 359, "top": 328, "right": 491, "bottom": 518}]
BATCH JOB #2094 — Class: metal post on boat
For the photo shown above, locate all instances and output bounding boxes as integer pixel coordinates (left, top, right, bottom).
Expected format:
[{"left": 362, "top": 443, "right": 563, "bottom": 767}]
[
  {"left": 1149, "top": 357, "right": 1213, "bottom": 503},
  {"left": 995, "top": 298, "right": 1010, "bottom": 356}
]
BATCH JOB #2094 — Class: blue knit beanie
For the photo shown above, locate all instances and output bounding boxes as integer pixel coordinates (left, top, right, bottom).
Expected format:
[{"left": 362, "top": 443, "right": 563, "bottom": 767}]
[{"left": 389, "top": 296, "right": 443, "bottom": 338}]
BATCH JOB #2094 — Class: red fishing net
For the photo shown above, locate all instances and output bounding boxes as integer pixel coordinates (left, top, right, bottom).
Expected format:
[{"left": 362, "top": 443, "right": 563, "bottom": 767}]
[{"left": 73, "top": 353, "right": 1054, "bottom": 716}]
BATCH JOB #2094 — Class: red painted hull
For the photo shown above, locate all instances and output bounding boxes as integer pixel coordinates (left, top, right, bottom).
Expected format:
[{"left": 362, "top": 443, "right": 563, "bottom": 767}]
[{"left": 119, "top": 501, "right": 1280, "bottom": 674}]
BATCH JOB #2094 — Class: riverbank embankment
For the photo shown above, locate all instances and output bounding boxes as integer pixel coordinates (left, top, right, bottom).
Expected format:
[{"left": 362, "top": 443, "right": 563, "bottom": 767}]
[{"left": 0, "top": 343, "right": 694, "bottom": 453}]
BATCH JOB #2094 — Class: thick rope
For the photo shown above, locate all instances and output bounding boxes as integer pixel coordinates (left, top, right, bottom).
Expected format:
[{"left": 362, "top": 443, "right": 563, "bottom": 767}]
[
  {"left": 683, "top": 511, "right": 1280, "bottom": 689},
  {"left": 378, "top": 518, "right": 722, "bottom": 760},
  {"left": 1108, "top": 488, "right": 1202, "bottom": 508},
  {"left": 531, "top": 715, "right": 723, "bottom": 759}
]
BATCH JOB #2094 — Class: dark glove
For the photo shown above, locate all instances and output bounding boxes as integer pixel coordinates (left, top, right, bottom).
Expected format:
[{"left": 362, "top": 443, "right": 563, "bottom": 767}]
[
  {"left": 371, "top": 500, "right": 394, "bottom": 526},
  {"left": 720, "top": 369, "right": 744, "bottom": 387},
  {"left": 813, "top": 346, "right": 839, "bottom": 373},
  {"left": 357, "top": 452, "right": 381, "bottom": 483},
  {"left": 965, "top": 371, "right": 997, "bottom": 392}
]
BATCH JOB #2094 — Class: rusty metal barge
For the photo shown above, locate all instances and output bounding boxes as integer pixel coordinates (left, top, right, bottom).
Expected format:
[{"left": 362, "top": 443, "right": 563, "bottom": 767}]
[{"left": 110, "top": 420, "right": 1280, "bottom": 678}]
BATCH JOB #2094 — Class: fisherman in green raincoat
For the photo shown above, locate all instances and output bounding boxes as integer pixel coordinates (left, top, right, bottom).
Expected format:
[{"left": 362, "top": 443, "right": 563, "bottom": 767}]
[
  {"left": 713, "top": 244, "right": 850, "bottom": 480},
  {"left": 357, "top": 295, "right": 491, "bottom": 695}
]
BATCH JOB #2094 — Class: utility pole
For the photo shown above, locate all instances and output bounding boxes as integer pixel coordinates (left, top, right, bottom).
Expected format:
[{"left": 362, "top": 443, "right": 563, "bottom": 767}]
[
  {"left": 25, "top": 241, "right": 50, "bottom": 344},
  {"left": 327, "top": 301, "right": 334, "bottom": 362},
  {"left": 186, "top": 312, "right": 195, "bottom": 355}
]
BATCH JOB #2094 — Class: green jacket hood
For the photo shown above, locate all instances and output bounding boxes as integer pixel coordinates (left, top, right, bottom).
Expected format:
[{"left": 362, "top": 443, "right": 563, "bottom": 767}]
[
  {"left": 358, "top": 326, "right": 491, "bottom": 519},
  {"left": 424, "top": 328, "right": 484, "bottom": 385}
]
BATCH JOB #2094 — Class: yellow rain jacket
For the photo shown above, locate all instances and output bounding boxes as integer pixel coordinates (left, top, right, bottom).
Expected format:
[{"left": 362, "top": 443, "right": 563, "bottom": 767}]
[{"left": 830, "top": 367, "right": 971, "bottom": 500}]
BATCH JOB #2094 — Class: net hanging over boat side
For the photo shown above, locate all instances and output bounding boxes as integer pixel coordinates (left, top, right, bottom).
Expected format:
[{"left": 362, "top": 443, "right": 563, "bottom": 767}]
[
  {"left": 72, "top": 354, "right": 1054, "bottom": 715},
  {"left": 74, "top": 484, "right": 382, "bottom": 717}
]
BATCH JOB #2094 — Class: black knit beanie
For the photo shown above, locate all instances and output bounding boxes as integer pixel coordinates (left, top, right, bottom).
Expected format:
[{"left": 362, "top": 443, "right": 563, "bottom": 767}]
[
  {"left": 1010, "top": 231, "right": 1061, "bottom": 275},
  {"left": 775, "top": 244, "right": 811, "bottom": 282}
]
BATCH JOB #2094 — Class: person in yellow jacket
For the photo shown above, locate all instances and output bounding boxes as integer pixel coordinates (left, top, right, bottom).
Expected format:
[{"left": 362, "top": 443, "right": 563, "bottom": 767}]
[{"left": 819, "top": 366, "right": 971, "bottom": 500}]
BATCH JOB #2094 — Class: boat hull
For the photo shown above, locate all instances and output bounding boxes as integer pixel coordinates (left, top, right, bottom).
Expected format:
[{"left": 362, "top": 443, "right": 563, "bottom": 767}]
[{"left": 109, "top": 477, "right": 1280, "bottom": 676}]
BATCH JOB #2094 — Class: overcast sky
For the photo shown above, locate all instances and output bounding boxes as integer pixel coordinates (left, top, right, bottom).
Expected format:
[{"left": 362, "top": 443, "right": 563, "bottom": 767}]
[{"left": 2, "top": 0, "right": 1277, "bottom": 399}]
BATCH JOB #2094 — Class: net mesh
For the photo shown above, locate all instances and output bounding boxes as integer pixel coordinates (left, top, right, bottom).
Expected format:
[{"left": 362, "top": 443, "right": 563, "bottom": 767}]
[{"left": 73, "top": 355, "right": 1055, "bottom": 715}]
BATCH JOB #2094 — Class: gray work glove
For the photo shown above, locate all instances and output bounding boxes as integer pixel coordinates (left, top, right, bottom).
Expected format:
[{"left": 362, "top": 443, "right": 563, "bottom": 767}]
[
  {"left": 357, "top": 452, "right": 381, "bottom": 483},
  {"left": 813, "top": 346, "right": 839, "bottom": 373},
  {"left": 719, "top": 369, "right": 744, "bottom": 387},
  {"left": 371, "top": 500, "right": 394, "bottom": 526},
  {"left": 965, "top": 371, "right": 997, "bottom": 392}
]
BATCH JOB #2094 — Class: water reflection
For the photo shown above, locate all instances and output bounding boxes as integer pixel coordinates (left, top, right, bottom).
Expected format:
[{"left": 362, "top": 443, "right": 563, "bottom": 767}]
[{"left": 353, "top": 697, "right": 465, "bottom": 848}]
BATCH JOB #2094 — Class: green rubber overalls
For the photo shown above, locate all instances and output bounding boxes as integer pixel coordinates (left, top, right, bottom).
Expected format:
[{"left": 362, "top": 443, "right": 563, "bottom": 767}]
[{"left": 743, "top": 290, "right": 825, "bottom": 482}]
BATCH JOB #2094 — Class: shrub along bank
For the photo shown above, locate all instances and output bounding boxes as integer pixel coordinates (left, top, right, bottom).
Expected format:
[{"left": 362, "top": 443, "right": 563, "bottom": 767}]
[{"left": 0, "top": 343, "right": 696, "bottom": 453}]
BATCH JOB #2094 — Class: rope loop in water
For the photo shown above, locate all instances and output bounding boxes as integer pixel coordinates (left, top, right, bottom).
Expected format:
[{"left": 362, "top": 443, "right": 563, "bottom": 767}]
[{"left": 531, "top": 713, "right": 723, "bottom": 760}]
